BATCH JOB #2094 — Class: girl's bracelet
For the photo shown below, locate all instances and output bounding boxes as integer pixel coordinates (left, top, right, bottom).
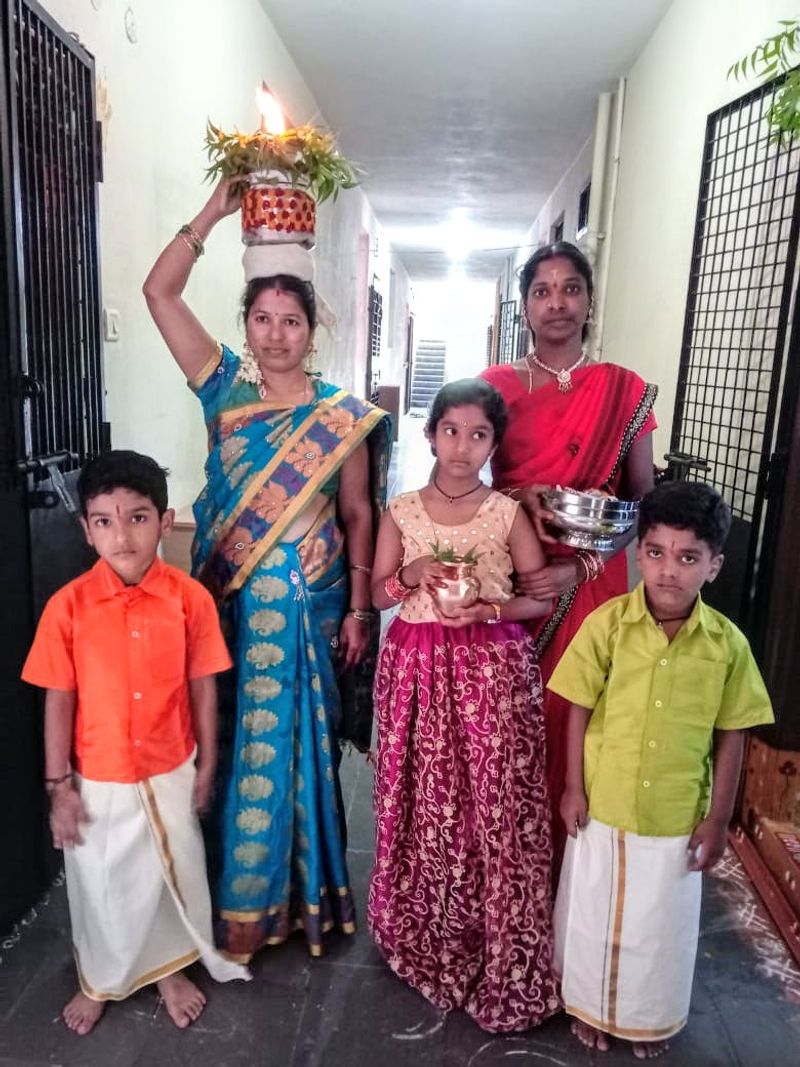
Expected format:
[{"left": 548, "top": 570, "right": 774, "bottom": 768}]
[
  {"left": 349, "top": 563, "right": 372, "bottom": 575},
  {"left": 484, "top": 601, "right": 502, "bottom": 625},
  {"left": 347, "top": 608, "right": 373, "bottom": 623},
  {"left": 385, "top": 569, "right": 411, "bottom": 602}
]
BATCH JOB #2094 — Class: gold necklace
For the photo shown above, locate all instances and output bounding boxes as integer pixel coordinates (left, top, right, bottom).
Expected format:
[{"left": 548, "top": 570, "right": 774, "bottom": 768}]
[
  {"left": 258, "top": 374, "right": 312, "bottom": 404},
  {"left": 526, "top": 350, "right": 586, "bottom": 393}
]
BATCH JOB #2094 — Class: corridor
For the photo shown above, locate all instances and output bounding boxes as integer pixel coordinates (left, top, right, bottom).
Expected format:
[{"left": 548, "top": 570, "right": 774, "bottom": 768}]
[{"left": 1, "top": 416, "right": 798, "bottom": 1067}]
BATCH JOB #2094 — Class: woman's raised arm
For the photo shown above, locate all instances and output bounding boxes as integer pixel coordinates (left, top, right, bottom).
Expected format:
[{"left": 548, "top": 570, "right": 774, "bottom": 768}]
[{"left": 143, "top": 180, "right": 240, "bottom": 381}]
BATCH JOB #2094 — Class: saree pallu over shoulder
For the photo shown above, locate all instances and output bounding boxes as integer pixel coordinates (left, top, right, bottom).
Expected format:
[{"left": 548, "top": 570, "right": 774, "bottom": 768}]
[
  {"left": 482, "top": 361, "right": 657, "bottom": 661},
  {"left": 191, "top": 348, "right": 392, "bottom": 957},
  {"left": 192, "top": 354, "right": 391, "bottom": 602},
  {"left": 482, "top": 361, "right": 657, "bottom": 495}
]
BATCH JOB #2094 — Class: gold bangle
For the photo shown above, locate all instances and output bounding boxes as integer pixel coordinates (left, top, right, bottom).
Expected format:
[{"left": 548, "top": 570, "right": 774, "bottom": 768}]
[
  {"left": 176, "top": 232, "right": 198, "bottom": 257},
  {"left": 485, "top": 601, "right": 502, "bottom": 625},
  {"left": 176, "top": 223, "right": 204, "bottom": 258},
  {"left": 347, "top": 608, "right": 373, "bottom": 622},
  {"left": 349, "top": 563, "right": 372, "bottom": 574}
]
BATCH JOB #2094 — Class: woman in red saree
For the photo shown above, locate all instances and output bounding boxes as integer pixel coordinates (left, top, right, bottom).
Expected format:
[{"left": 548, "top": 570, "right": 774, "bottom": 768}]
[{"left": 481, "top": 242, "right": 657, "bottom": 874}]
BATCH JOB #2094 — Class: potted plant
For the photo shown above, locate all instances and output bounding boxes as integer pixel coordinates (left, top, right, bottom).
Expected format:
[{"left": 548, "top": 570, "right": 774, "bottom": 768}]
[
  {"left": 428, "top": 541, "right": 482, "bottom": 616},
  {"left": 204, "top": 113, "right": 359, "bottom": 247}
]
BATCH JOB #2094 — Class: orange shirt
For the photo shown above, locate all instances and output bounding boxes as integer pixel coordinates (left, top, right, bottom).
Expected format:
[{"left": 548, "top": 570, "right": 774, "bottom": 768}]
[{"left": 22, "top": 557, "right": 232, "bottom": 783}]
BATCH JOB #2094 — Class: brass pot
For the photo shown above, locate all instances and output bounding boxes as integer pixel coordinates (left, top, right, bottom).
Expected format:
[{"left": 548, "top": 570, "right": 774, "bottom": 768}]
[{"left": 432, "top": 561, "right": 481, "bottom": 617}]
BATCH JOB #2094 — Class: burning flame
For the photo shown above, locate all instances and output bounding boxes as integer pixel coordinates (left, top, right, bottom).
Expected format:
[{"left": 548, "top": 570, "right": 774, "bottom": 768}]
[{"left": 256, "top": 82, "right": 286, "bottom": 135}]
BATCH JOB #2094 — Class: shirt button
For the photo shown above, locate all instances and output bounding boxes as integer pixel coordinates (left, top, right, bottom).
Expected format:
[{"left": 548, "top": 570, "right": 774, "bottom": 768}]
[
  {"left": 642, "top": 780, "right": 651, "bottom": 788},
  {"left": 648, "top": 740, "right": 657, "bottom": 748},
  {"left": 655, "top": 700, "right": 663, "bottom": 708},
  {"left": 131, "top": 630, "right": 140, "bottom": 638},
  {"left": 659, "top": 658, "right": 668, "bottom": 666},
  {"left": 133, "top": 692, "right": 142, "bottom": 700},
  {"left": 133, "top": 739, "right": 142, "bottom": 747}
]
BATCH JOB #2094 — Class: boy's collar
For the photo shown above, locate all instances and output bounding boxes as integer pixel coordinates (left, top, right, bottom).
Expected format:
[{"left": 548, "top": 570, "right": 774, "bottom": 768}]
[
  {"left": 90, "top": 556, "right": 170, "bottom": 599},
  {"left": 623, "top": 581, "right": 722, "bottom": 636}
]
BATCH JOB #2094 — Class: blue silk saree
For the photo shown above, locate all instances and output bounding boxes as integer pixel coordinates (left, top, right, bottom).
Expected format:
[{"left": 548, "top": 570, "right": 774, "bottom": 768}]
[{"left": 191, "top": 345, "right": 390, "bottom": 959}]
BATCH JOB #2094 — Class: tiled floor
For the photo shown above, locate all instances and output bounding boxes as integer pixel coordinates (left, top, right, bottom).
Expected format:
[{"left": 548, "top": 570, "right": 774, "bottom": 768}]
[{"left": 1, "top": 415, "right": 799, "bottom": 1066}]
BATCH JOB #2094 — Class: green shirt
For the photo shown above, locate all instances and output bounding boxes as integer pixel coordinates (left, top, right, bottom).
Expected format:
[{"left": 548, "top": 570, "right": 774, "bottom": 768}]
[{"left": 548, "top": 582, "right": 774, "bottom": 836}]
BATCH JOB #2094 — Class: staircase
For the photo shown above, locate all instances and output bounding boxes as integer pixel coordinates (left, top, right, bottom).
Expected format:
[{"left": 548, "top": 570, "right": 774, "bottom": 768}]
[{"left": 410, "top": 339, "right": 446, "bottom": 409}]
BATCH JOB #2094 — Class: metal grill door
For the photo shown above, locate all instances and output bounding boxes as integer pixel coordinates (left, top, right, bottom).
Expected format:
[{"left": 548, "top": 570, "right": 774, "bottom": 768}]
[
  {"left": 496, "top": 299, "right": 519, "bottom": 364},
  {"left": 671, "top": 78, "right": 800, "bottom": 630},
  {"left": 366, "top": 282, "right": 383, "bottom": 400},
  {"left": 0, "top": 0, "right": 104, "bottom": 932}
]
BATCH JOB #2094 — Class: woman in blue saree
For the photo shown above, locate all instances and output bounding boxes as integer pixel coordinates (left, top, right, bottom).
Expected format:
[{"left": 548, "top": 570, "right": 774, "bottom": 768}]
[{"left": 144, "top": 182, "right": 391, "bottom": 960}]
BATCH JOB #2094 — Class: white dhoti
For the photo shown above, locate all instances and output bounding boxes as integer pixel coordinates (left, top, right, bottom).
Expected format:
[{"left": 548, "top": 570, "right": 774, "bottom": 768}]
[
  {"left": 65, "top": 753, "right": 250, "bottom": 1000},
  {"left": 554, "top": 818, "right": 701, "bottom": 1041}
]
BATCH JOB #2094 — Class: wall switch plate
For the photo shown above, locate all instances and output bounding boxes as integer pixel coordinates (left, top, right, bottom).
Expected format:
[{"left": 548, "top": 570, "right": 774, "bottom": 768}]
[{"left": 103, "top": 307, "right": 120, "bottom": 341}]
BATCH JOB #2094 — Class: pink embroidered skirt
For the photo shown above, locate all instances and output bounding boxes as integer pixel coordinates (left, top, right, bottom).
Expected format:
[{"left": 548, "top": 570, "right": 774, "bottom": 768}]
[{"left": 368, "top": 617, "right": 560, "bottom": 1032}]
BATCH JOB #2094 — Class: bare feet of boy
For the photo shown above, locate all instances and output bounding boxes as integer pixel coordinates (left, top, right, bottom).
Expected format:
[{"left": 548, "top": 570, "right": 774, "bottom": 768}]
[
  {"left": 571, "top": 1018, "right": 611, "bottom": 1051},
  {"left": 62, "top": 991, "right": 105, "bottom": 1035},
  {"left": 157, "top": 971, "right": 206, "bottom": 1028},
  {"left": 633, "top": 1040, "right": 670, "bottom": 1059}
]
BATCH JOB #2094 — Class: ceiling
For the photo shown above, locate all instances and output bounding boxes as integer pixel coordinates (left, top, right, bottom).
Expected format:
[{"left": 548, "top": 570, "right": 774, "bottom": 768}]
[{"left": 260, "top": 0, "right": 672, "bottom": 281}]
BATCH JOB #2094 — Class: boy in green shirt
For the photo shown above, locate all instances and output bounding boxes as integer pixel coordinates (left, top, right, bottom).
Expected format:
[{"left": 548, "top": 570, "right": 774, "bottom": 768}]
[{"left": 549, "top": 481, "right": 773, "bottom": 1059}]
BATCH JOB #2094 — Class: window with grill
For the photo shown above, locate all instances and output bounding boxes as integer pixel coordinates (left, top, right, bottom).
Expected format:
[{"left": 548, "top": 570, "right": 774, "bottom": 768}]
[{"left": 576, "top": 182, "right": 591, "bottom": 238}]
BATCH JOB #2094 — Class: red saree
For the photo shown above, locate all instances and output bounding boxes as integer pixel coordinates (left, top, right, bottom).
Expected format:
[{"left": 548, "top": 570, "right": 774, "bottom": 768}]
[{"left": 480, "top": 362, "right": 657, "bottom": 873}]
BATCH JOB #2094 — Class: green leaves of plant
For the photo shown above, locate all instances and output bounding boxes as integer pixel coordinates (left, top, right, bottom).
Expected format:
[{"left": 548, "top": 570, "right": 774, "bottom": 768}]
[
  {"left": 203, "top": 119, "right": 360, "bottom": 203},
  {"left": 428, "top": 539, "right": 482, "bottom": 564},
  {"left": 728, "top": 19, "right": 800, "bottom": 146}
]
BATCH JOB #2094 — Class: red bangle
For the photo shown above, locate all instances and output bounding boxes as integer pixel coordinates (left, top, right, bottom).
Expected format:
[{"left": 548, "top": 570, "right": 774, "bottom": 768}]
[{"left": 385, "top": 570, "right": 410, "bottom": 602}]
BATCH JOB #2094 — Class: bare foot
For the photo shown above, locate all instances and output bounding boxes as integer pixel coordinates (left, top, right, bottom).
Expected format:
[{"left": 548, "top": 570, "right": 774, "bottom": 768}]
[
  {"left": 571, "top": 1018, "right": 611, "bottom": 1051},
  {"left": 62, "top": 990, "right": 105, "bottom": 1035},
  {"left": 157, "top": 971, "right": 206, "bottom": 1029},
  {"left": 633, "top": 1040, "right": 670, "bottom": 1059}
]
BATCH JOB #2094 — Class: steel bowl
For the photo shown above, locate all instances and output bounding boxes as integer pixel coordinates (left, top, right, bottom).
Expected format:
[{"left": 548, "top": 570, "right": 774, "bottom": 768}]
[
  {"left": 542, "top": 488, "right": 639, "bottom": 520},
  {"left": 541, "top": 488, "right": 639, "bottom": 550}
]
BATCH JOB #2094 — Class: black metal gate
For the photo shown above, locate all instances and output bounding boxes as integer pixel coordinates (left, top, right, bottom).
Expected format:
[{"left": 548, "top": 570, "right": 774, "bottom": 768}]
[
  {"left": 670, "top": 75, "right": 800, "bottom": 637},
  {"left": 0, "top": 0, "right": 104, "bottom": 932}
]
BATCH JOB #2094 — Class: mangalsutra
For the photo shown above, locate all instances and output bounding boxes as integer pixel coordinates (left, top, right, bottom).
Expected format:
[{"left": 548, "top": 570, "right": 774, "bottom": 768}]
[
  {"left": 526, "top": 350, "right": 586, "bottom": 393},
  {"left": 433, "top": 477, "right": 483, "bottom": 504}
]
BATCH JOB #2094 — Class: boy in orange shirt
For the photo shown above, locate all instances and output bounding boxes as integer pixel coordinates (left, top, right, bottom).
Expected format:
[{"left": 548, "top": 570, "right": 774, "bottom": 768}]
[{"left": 22, "top": 450, "right": 248, "bottom": 1036}]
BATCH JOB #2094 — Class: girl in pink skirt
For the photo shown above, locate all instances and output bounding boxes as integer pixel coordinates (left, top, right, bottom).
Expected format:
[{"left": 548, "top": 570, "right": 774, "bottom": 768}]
[{"left": 368, "top": 379, "right": 560, "bottom": 1033}]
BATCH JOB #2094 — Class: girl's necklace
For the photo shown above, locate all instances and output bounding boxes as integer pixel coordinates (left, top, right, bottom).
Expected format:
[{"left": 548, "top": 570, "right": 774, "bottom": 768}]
[
  {"left": 433, "top": 477, "right": 483, "bottom": 504},
  {"left": 526, "top": 350, "right": 586, "bottom": 393}
]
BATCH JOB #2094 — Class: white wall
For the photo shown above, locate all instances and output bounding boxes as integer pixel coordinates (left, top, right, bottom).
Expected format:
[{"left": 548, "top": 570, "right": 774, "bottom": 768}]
[
  {"left": 499, "top": 136, "right": 595, "bottom": 305},
  {"left": 413, "top": 277, "right": 495, "bottom": 384},
  {"left": 603, "top": 0, "right": 794, "bottom": 461},
  {"left": 39, "top": 0, "right": 407, "bottom": 509}
]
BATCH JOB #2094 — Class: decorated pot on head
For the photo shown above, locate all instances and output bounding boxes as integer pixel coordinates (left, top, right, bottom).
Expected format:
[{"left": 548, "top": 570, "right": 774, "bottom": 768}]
[
  {"left": 432, "top": 560, "right": 481, "bottom": 617},
  {"left": 206, "top": 84, "right": 356, "bottom": 254},
  {"left": 241, "top": 171, "right": 316, "bottom": 248},
  {"left": 206, "top": 85, "right": 358, "bottom": 333}
]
